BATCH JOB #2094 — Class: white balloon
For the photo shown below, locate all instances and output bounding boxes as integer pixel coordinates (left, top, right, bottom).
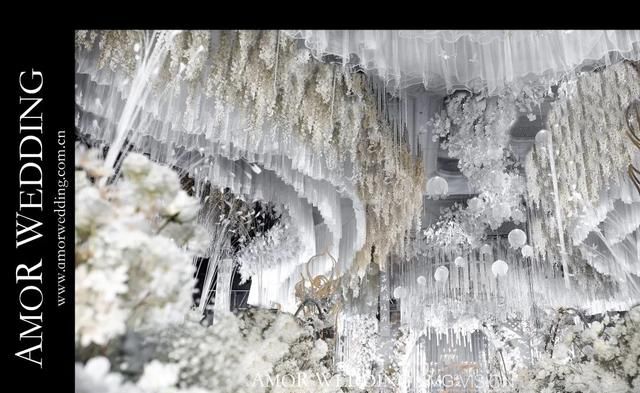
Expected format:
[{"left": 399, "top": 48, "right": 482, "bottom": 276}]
[
  {"left": 434, "top": 266, "right": 449, "bottom": 282},
  {"left": 417, "top": 276, "right": 427, "bottom": 285},
  {"left": 491, "top": 260, "right": 509, "bottom": 277},
  {"left": 480, "top": 244, "right": 493, "bottom": 255},
  {"left": 454, "top": 256, "right": 466, "bottom": 267},
  {"left": 521, "top": 245, "right": 534, "bottom": 258},
  {"left": 535, "top": 129, "right": 550, "bottom": 146},
  {"left": 426, "top": 176, "right": 448, "bottom": 199},
  {"left": 393, "top": 286, "right": 404, "bottom": 299},
  {"left": 508, "top": 228, "right": 527, "bottom": 249}
]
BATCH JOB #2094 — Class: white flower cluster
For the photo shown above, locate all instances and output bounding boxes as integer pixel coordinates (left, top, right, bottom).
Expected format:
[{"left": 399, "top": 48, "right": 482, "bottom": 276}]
[
  {"left": 149, "top": 308, "right": 340, "bottom": 393},
  {"left": 75, "top": 356, "right": 209, "bottom": 393},
  {"left": 423, "top": 89, "right": 527, "bottom": 247},
  {"left": 384, "top": 326, "right": 416, "bottom": 391},
  {"left": 336, "top": 314, "right": 383, "bottom": 389},
  {"left": 270, "top": 320, "right": 341, "bottom": 393},
  {"left": 236, "top": 211, "right": 302, "bottom": 283},
  {"left": 526, "top": 61, "right": 640, "bottom": 269},
  {"left": 75, "top": 147, "right": 207, "bottom": 347},
  {"left": 514, "top": 307, "right": 640, "bottom": 393}
]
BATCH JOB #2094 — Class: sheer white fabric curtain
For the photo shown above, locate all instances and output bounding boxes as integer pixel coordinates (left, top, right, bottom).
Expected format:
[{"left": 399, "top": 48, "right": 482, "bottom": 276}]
[{"left": 285, "top": 30, "right": 640, "bottom": 93}]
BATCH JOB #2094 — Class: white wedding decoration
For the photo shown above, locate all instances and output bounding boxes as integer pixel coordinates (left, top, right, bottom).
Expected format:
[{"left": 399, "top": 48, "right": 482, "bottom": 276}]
[
  {"left": 75, "top": 356, "right": 210, "bottom": 393},
  {"left": 236, "top": 210, "right": 302, "bottom": 284},
  {"left": 73, "top": 29, "right": 640, "bottom": 393},
  {"left": 335, "top": 314, "right": 383, "bottom": 390},
  {"left": 425, "top": 176, "right": 448, "bottom": 199},
  {"left": 75, "top": 147, "right": 207, "bottom": 348},
  {"left": 525, "top": 61, "right": 640, "bottom": 283},
  {"left": 77, "top": 309, "right": 344, "bottom": 393},
  {"left": 434, "top": 266, "right": 450, "bottom": 282},
  {"left": 75, "top": 150, "right": 347, "bottom": 392},
  {"left": 514, "top": 307, "right": 640, "bottom": 393},
  {"left": 75, "top": 30, "right": 425, "bottom": 285},
  {"left": 285, "top": 30, "right": 640, "bottom": 94},
  {"left": 418, "top": 88, "right": 529, "bottom": 249},
  {"left": 521, "top": 245, "right": 534, "bottom": 258},
  {"left": 491, "top": 260, "right": 509, "bottom": 277},
  {"left": 454, "top": 256, "right": 466, "bottom": 267},
  {"left": 480, "top": 243, "right": 493, "bottom": 255},
  {"left": 508, "top": 228, "right": 527, "bottom": 249},
  {"left": 154, "top": 309, "right": 317, "bottom": 392},
  {"left": 393, "top": 286, "right": 406, "bottom": 299},
  {"left": 383, "top": 327, "right": 414, "bottom": 392}
]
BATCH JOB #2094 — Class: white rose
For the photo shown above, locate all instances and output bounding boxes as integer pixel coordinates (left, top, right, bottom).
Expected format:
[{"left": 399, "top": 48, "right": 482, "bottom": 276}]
[
  {"left": 121, "top": 152, "right": 152, "bottom": 179},
  {"left": 162, "top": 190, "right": 201, "bottom": 223},
  {"left": 311, "top": 339, "right": 329, "bottom": 362},
  {"left": 590, "top": 321, "right": 604, "bottom": 334},
  {"left": 137, "top": 360, "right": 179, "bottom": 390},
  {"left": 75, "top": 170, "right": 91, "bottom": 191},
  {"left": 593, "top": 338, "right": 616, "bottom": 361},
  {"left": 83, "top": 357, "right": 111, "bottom": 380},
  {"left": 75, "top": 187, "right": 113, "bottom": 241}
]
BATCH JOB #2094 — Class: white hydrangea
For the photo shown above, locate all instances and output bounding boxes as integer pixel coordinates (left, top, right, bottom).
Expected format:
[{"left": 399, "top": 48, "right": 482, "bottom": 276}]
[
  {"left": 75, "top": 264, "right": 128, "bottom": 347},
  {"left": 162, "top": 190, "right": 200, "bottom": 223},
  {"left": 311, "top": 339, "right": 329, "bottom": 362},
  {"left": 76, "top": 356, "right": 210, "bottom": 393},
  {"left": 151, "top": 309, "right": 319, "bottom": 393},
  {"left": 76, "top": 357, "right": 139, "bottom": 393},
  {"left": 76, "top": 148, "right": 204, "bottom": 347},
  {"left": 514, "top": 307, "right": 640, "bottom": 392},
  {"left": 75, "top": 185, "right": 114, "bottom": 243},
  {"left": 120, "top": 151, "right": 153, "bottom": 179},
  {"left": 117, "top": 152, "right": 182, "bottom": 214},
  {"left": 137, "top": 360, "right": 180, "bottom": 391},
  {"left": 161, "top": 221, "right": 210, "bottom": 255}
]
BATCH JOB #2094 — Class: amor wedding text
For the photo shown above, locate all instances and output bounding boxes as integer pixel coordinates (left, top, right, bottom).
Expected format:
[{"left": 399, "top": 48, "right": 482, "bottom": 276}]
[{"left": 16, "top": 69, "right": 48, "bottom": 368}]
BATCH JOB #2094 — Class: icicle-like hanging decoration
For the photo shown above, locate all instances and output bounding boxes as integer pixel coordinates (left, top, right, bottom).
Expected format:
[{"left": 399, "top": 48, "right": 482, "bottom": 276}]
[
  {"left": 75, "top": 30, "right": 424, "bottom": 312},
  {"left": 525, "top": 61, "right": 640, "bottom": 286}
]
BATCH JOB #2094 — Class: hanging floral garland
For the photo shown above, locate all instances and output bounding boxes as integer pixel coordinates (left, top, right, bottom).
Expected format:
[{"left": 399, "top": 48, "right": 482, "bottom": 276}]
[
  {"left": 525, "top": 61, "right": 640, "bottom": 277},
  {"left": 414, "top": 88, "right": 530, "bottom": 250},
  {"left": 235, "top": 210, "right": 302, "bottom": 283},
  {"left": 75, "top": 30, "right": 424, "bottom": 277}
]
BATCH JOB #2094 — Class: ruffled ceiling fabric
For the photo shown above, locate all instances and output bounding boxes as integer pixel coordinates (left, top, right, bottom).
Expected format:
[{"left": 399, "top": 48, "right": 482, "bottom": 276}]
[
  {"left": 74, "top": 29, "right": 640, "bottom": 316},
  {"left": 74, "top": 30, "right": 425, "bottom": 312},
  {"left": 285, "top": 30, "right": 640, "bottom": 93}
]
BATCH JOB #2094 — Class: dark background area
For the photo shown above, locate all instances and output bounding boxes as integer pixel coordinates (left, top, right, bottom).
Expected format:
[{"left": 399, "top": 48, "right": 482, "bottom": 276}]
[{"left": 7, "top": 28, "right": 75, "bottom": 392}]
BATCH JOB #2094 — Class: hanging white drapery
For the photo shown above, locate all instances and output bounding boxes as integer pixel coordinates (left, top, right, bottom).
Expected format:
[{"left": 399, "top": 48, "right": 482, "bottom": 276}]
[{"left": 285, "top": 30, "right": 640, "bottom": 94}]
